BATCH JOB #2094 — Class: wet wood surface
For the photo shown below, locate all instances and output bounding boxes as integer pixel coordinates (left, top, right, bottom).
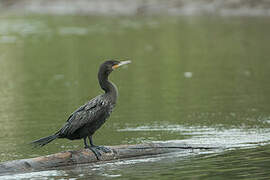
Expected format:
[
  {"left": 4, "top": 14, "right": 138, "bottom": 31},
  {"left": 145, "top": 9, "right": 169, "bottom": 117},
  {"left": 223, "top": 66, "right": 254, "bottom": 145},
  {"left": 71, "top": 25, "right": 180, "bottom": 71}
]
[{"left": 0, "top": 142, "right": 217, "bottom": 174}]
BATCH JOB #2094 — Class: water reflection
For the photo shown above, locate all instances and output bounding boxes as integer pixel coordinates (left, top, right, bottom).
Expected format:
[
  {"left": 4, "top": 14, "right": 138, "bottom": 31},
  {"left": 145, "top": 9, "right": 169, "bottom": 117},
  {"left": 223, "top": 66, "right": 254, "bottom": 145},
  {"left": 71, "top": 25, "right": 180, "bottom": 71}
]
[
  {"left": 0, "top": 36, "right": 17, "bottom": 44},
  {"left": 0, "top": 170, "right": 67, "bottom": 180},
  {"left": 58, "top": 27, "right": 88, "bottom": 35},
  {"left": 0, "top": 19, "right": 49, "bottom": 36}
]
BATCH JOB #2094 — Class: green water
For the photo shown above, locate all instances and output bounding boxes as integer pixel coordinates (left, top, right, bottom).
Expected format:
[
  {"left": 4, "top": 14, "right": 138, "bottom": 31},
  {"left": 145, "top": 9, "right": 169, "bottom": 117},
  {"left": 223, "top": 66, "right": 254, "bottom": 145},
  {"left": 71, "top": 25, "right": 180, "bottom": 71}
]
[{"left": 0, "top": 15, "right": 270, "bottom": 179}]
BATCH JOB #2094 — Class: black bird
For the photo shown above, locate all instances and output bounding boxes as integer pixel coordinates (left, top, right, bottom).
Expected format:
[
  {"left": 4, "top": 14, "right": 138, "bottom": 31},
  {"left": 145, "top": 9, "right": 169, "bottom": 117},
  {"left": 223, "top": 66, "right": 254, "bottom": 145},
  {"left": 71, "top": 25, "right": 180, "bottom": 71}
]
[{"left": 31, "top": 60, "right": 131, "bottom": 159}]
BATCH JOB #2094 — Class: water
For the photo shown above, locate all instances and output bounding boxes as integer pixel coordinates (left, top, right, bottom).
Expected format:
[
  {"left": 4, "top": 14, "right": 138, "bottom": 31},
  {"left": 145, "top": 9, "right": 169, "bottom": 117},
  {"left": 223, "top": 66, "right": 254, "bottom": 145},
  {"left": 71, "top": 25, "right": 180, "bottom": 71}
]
[{"left": 0, "top": 14, "right": 270, "bottom": 179}]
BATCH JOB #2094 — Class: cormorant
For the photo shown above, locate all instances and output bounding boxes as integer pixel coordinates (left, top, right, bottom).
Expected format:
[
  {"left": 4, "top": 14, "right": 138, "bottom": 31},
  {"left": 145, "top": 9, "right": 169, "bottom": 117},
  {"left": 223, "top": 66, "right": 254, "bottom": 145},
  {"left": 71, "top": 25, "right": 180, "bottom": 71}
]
[{"left": 31, "top": 60, "right": 131, "bottom": 159}]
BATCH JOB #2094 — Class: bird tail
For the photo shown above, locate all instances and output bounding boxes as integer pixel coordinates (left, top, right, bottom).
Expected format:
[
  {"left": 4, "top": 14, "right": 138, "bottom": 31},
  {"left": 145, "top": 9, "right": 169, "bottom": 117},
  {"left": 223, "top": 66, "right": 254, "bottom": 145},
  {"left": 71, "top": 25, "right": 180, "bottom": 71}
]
[{"left": 31, "top": 134, "right": 59, "bottom": 147}]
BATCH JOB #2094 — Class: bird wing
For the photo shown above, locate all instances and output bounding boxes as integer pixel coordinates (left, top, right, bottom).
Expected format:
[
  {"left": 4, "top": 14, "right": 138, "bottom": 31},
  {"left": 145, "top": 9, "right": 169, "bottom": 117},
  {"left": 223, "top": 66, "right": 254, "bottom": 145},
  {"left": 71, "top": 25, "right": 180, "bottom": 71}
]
[{"left": 60, "top": 95, "right": 111, "bottom": 136}]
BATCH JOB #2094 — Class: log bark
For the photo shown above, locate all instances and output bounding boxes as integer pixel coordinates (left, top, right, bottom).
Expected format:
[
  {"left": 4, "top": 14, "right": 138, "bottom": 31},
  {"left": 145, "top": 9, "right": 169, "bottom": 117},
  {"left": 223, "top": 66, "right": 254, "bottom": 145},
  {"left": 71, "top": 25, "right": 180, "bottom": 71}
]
[{"left": 0, "top": 142, "right": 216, "bottom": 174}]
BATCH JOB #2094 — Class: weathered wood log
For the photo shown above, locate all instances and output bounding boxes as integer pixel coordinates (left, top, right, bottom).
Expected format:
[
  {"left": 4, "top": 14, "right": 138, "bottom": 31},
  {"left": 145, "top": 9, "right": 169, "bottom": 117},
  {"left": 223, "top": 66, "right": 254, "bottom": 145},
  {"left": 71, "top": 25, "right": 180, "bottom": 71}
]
[{"left": 0, "top": 142, "right": 217, "bottom": 174}]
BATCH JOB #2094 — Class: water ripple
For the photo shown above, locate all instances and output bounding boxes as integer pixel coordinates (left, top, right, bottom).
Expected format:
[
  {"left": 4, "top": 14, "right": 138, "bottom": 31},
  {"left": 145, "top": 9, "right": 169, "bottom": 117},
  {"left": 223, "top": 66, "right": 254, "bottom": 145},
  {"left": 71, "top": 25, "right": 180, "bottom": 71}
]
[{"left": 118, "top": 125, "right": 270, "bottom": 149}]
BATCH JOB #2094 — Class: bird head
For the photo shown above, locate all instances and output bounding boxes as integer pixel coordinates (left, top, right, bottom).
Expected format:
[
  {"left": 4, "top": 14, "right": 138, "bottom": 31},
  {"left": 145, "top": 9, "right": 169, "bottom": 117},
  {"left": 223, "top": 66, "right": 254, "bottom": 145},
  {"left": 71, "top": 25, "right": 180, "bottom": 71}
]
[{"left": 99, "top": 60, "right": 131, "bottom": 76}]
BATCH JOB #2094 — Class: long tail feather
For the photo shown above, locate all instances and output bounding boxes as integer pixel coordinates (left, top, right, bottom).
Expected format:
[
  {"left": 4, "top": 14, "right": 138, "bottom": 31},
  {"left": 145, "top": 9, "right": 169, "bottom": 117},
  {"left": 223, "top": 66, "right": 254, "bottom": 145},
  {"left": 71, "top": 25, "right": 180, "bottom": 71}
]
[{"left": 31, "top": 134, "right": 59, "bottom": 147}]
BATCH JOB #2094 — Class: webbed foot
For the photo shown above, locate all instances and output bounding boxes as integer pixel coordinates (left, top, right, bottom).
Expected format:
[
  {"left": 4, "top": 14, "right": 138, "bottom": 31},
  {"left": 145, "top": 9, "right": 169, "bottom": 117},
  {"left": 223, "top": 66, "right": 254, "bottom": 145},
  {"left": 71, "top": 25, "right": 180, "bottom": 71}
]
[
  {"left": 85, "top": 146, "right": 102, "bottom": 160},
  {"left": 86, "top": 136, "right": 111, "bottom": 159},
  {"left": 95, "top": 146, "right": 112, "bottom": 153}
]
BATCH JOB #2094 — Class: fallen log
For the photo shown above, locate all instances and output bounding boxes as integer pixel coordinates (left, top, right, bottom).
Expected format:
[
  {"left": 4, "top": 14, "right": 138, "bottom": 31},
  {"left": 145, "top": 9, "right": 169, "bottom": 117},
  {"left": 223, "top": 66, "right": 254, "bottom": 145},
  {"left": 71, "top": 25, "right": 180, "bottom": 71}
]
[{"left": 0, "top": 142, "right": 218, "bottom": 174}]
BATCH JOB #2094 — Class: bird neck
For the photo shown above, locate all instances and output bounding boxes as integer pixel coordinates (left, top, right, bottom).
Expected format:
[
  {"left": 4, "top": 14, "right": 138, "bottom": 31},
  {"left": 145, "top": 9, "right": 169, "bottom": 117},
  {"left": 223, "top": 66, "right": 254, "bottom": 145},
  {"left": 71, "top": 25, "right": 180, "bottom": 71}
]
[{"left": 98, "top": 72, "right": 118, "bottom": 104}]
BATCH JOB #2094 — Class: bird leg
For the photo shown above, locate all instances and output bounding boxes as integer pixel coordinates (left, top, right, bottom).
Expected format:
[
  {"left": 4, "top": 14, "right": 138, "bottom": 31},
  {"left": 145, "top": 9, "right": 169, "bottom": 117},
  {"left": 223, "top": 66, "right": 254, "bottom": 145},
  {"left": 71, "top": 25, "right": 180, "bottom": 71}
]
[
  {"left": 83, "top": 137, "right": 89, "bottom": 148},
  {"left": 89, "top": 136, "right": 112, "bottom": 153},
  {"left": 84, "top": 137, "right": 101, "bottom": 160}
]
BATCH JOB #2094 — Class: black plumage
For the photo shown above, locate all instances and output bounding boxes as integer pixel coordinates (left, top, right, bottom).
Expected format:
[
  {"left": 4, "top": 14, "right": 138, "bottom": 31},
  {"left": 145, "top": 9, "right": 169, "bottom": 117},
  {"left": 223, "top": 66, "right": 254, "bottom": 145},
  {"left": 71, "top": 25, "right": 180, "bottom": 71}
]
[{"left": 31, "top": 60, "right": 131, "bottom": 158}]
